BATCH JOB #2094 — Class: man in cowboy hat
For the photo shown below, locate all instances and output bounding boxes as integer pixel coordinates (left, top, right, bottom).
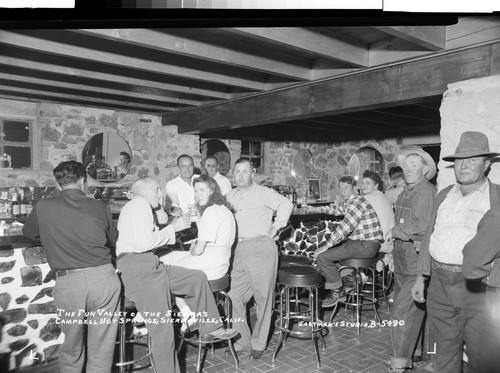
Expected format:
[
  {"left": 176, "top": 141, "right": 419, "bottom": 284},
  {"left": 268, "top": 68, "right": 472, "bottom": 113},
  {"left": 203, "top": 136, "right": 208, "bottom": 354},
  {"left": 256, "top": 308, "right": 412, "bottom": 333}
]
[
  {"left": 411, "top": 131, "right": 500, "bottom": 373},
  {"left": 387, "top": 147, "right": 437, "bottom": 373}
]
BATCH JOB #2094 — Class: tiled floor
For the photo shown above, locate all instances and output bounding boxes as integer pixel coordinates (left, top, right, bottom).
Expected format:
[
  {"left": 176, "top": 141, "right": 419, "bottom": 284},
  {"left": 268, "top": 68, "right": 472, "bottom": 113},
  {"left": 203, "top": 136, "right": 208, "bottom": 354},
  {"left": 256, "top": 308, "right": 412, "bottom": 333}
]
[{"left": 127, "top": 298, "right": 435, "bottom": 373}]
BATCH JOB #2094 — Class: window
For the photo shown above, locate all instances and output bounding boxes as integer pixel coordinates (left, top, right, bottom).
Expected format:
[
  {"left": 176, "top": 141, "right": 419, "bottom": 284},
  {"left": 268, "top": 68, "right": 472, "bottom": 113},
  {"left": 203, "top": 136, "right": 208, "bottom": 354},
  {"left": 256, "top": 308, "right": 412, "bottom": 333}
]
[
  {"left": 241, "top": 139, "right": 264, "bottom": 173},
  {"left": 0, "top": 119, "right": 32, "bottom": 169}
]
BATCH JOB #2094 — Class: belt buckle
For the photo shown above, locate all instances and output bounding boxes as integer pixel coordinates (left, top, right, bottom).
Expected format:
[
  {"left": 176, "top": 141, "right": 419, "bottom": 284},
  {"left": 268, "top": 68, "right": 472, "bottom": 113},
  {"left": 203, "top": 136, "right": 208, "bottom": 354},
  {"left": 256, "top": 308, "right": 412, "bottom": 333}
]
[{"left": 56, "top": 269, "right": 68, "bottom": 278}]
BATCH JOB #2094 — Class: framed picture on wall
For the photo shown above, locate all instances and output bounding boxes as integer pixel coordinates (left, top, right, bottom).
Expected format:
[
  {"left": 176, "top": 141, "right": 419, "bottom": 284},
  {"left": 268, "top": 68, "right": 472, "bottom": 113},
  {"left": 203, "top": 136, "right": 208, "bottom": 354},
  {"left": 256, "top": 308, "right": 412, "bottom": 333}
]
[{"left": 307, "top": 178, "right": 321, "bottom": 202}]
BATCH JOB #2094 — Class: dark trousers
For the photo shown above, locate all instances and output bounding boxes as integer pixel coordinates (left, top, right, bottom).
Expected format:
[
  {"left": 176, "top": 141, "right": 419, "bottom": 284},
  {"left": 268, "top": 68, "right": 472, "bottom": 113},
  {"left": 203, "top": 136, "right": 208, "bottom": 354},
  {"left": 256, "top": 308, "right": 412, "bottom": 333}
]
[
  {"left": 427, "top": 267, "right": 497, "bottom": 373},
  {"left": 54, "top": 263, "right": 121, "bottom": 373},
  {"left": 315, "top": 239, "right": 380, "bottom": 289},
  {"left": 117, "top": 253, "right": 221, "bottom": 373},
  {"left": 391, "top": 240, "right": 426, "bottom": 369}
]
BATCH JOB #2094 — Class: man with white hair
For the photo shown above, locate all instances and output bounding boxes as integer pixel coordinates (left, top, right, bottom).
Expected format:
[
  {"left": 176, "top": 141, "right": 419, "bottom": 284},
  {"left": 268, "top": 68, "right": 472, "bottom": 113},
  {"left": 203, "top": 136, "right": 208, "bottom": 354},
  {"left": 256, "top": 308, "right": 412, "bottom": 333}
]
[{"left": 117, "top": 177, "right": 238, "bottom": 373}]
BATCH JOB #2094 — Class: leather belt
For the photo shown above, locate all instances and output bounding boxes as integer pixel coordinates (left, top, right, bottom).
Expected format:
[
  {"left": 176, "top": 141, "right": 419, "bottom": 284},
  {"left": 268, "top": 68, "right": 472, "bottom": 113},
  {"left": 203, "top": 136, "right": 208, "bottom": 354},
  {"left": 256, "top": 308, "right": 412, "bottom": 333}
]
[
  {"left": 434, "top": 260, "right": 462, "bottom": 273},
  {"left": 116, "top": 251, "right": 155, "bottom": 260},
  {"left": 55, "top": 267, "right": 93, "bottom": 278},
  {"left": 238, "top": 235, "right": 270, "bottom": 242}
]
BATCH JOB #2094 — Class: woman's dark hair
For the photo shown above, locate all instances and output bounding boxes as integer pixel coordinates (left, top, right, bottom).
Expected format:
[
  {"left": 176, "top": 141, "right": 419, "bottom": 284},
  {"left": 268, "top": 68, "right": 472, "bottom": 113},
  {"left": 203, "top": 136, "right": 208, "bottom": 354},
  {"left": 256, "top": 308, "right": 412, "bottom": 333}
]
[
  {"left": 389, "top": 166, "right": 404, "bottom": 179},
  {"left": 193, "top": 175, "right": 233, "bottom": 214},
  {"left": 53, "top": 161, "right": 87, "bottom": 186},
  {"left": 120, "top": 151, "right": 131, "bottom": 162},
  {"left": 362, "top": 170, "right": 384, "bottom": 191},
  {"left": 339, "top": 175, "right": 357, "bottom": 187}
]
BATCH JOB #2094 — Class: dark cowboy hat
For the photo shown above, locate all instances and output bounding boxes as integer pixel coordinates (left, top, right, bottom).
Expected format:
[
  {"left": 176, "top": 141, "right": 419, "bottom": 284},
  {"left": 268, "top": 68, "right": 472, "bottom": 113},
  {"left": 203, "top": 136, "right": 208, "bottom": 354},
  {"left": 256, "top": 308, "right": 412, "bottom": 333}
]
[
  {"left": 396, "top": 147, "right": 437, "bottom": 180},
  {"left": 442, "top": 131, "right": 500, "bottom": 161}
]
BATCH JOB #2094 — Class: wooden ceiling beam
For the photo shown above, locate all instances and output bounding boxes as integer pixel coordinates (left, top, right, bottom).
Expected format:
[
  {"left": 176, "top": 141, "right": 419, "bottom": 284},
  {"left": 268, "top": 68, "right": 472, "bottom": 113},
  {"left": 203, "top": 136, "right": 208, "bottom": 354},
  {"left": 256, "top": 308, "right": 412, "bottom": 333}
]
[
  {"left": 165, "top": 41, "right": 500, "bottom": 134},
  {"left": 0, "top": 86, "right": 175, "bottom": 113},
  {"left": 223, "top": 27, "right": 369, "bottom": 67},
  {"left": 69, "top": 29, "right": 311, "bottom": 81},
  {"left": 374, "top": 26, "right": 446, "bottom": 51},
  {"left": 0, "top": 30, "right": 269, "bottom": 91},
  {"left": 0, "top": 55, "right": 231, "bottom": 100},
  {"left": 0, "top": 72, "right": 200, "bottom": 108}
]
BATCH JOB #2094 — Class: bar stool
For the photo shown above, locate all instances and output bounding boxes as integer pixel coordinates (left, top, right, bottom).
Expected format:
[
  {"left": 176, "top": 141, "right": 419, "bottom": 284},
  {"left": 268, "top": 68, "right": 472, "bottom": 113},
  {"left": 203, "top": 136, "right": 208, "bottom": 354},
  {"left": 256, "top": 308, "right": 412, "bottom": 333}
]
[
  {"left": 279, "top": 254, "right": 313, "bottom": 268},
  {"left": 367, "top": 257, "right": 392, "bottom": 311},
  {"left": 116, "top": 296, "right": 156, "bottom": 373},
  {"left": 329, "top": 257, "right": 381, "bottom": 334},
  {"left": 273, "top": 265, "right": 326, "bottom": 368},
  {"left": 177, "top": 274, "right": 238, "bottom": 373},
  {"left": 275, "top": 254, "right": 314, "bottom": 310}
]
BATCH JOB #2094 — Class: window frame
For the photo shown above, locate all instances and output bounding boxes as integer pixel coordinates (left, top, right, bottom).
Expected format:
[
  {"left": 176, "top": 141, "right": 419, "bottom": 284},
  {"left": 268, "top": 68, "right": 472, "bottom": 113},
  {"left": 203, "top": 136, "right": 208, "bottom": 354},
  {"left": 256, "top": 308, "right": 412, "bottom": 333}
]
[
  {"left": 240, "top": 138, "right": 265, "bottom": 174},
  {"left": 0, "top": 116, "right": 34, "bottom": 171}
]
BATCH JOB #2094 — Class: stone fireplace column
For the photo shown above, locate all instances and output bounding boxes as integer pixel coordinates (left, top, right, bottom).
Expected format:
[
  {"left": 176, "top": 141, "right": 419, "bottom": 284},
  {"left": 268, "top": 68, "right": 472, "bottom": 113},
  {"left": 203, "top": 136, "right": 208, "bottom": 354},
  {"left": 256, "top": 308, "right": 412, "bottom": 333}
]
[{"left": 438, "top": 74, "right": 500, "bottom": 190}]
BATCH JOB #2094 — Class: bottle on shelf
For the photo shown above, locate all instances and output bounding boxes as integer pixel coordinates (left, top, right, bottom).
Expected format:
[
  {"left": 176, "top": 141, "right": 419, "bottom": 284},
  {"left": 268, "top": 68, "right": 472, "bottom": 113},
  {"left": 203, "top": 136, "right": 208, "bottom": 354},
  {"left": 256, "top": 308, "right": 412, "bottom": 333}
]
[
  {"left": 19, "top": 189, "right": 28, "bottom": 217},
  {"left": 2, "top": 191, "right": 10, "bottom": 218},
  {"left": 11, "top": 190, "right": 20, "bottom": 218}
]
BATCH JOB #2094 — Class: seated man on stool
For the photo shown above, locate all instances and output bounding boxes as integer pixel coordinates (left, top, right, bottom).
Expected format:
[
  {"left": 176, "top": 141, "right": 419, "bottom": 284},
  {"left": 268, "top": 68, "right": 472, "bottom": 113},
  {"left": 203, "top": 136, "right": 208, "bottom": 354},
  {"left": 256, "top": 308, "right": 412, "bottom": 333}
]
[
  {"left": 314, "top": 176, "right": 383, "bottom": 307},
  {"left": 117, "top": 177, "right": 238, "bottom": 373}
]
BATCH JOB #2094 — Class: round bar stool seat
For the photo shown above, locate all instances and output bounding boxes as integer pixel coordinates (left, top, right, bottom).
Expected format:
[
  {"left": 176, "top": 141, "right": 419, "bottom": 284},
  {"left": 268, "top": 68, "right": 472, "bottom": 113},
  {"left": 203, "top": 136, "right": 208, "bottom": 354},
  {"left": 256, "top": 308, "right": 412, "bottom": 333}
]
[
  {"left": 329, "top": 256, "right": 381, "bottom": 334},
  {"left": 279, "top": 265, "right": 321, "bottom": 286},
  {"left": 279, "top": 255, "right": 313, "bottom": 268},
  {"left": 273, "top": 265, "right": 325, "bottom": 368}
]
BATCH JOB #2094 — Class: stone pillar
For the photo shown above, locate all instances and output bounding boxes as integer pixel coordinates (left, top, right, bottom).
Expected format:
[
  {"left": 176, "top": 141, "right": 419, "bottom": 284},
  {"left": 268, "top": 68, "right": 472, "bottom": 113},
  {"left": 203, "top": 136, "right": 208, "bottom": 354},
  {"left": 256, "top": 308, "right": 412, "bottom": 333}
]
[{"left": 438, "top": 74, "right": 500, "bottom": 190}]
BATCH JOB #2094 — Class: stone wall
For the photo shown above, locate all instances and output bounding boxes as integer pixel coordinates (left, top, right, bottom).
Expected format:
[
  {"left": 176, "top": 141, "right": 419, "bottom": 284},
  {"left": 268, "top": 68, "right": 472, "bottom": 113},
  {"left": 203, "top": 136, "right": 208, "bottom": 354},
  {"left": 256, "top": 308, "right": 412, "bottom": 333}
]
[
  {"left": 0, "top": 99, "right": 201, "bottom": 189},
  {"left": 265, "top": 139, "right": 402, "bottom": 202},
  {"left": 438, "top": 74, "right": 500, "bottom": 190},
  {"left": 0, "top": 246, "right": 58, "bottom": 369}
]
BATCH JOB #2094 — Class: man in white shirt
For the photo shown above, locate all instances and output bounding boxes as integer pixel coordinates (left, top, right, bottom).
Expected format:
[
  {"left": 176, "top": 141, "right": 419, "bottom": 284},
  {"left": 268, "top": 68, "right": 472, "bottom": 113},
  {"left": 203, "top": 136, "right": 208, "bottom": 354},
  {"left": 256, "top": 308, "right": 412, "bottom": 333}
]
[
  {"left": 411, "top": 131, "right": 500, "bottom": 373},
  {"left": 165, "top": 154, "right": 199, "bottom": 215},
  {"left": 203, "top": 156, "right": 232, "bottom": 195},
  {"left": 116, "top": 177, "right": 238, "bottom": 373}
]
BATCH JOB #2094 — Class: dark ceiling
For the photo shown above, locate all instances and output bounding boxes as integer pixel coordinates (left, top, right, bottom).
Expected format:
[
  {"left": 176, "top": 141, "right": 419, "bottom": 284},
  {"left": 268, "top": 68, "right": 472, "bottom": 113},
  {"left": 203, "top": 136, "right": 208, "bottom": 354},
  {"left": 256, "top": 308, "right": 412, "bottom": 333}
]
[{"left": 0, "top": 15, "right": 499, "bottom": 142}]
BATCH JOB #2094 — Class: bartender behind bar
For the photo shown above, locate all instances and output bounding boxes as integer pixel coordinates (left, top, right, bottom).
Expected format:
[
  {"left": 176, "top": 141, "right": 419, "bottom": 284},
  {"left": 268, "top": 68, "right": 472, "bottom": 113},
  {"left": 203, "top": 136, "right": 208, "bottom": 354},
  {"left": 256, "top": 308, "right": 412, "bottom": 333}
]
[{"left": 23, "top": 161, "right": 121, "bottom": 373}]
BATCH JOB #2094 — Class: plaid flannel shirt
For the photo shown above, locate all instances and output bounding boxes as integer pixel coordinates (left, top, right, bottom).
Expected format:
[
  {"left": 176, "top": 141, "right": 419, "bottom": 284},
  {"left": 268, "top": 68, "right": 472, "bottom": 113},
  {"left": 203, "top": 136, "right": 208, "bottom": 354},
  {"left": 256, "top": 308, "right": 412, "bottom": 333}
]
[{"left": 330, "top": 194, "right": 383, "bottom": 246}]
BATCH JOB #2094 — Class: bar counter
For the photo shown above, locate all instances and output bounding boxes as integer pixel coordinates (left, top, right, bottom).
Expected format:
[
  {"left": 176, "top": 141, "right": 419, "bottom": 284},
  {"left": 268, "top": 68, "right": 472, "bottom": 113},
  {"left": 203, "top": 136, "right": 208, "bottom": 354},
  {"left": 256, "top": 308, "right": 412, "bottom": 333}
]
[{"left": 0, "top": 205, "right": 342, "bottom": 370}]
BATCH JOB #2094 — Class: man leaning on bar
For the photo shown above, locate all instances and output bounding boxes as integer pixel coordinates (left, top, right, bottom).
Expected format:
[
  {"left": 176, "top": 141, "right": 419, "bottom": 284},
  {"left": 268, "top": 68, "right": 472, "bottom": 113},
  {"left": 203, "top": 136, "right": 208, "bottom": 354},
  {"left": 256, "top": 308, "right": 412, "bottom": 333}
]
[{"left": 23, "top": 161, "right": 121, "bottom": 373}]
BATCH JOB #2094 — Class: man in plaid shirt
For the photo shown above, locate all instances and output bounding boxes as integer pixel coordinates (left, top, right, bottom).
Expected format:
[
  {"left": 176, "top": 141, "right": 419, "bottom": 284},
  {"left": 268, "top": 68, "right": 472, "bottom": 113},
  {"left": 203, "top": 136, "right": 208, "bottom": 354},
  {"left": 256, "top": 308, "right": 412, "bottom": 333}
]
[{"left": 315, "top": 176, "right": 383, "bottom": 307}]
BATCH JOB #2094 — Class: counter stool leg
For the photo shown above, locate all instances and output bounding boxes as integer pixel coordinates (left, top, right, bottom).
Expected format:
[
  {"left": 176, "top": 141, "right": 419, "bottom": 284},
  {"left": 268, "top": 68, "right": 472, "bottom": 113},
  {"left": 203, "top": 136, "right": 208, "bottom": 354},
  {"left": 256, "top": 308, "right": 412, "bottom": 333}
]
[
  {"left": 315, "top": 286, "right": 326, "bottom": 350},
  {"left": 226, "top": 338, "right": 239, "bottom": 369},
  {"left": 354, "top": 270, "right": 363, "bottom": 335},
  {"left": 219, "top": 290, "right": 239, "bottom": 370},
  {"left": 310, "top": 286, "right": 321, "bottom": 368},
  {"left": 369, "top": 267, "right": 381, "bottom": 324},
  {"left": 148, "top": 334, "right": 157, "bottom": 373},
  {"left": 272, "top": 286, "right": 288, "bottom": 363},
  {"left": 196, "top": 342, "right": 203, "bottom": 373},
  {"left": 118, "top": 317, "right": 126, "bottom": 373},
  {"left": 176, "top": 336, "right": 184, "bottom": 355}
]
